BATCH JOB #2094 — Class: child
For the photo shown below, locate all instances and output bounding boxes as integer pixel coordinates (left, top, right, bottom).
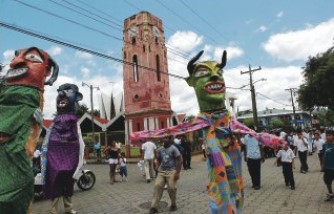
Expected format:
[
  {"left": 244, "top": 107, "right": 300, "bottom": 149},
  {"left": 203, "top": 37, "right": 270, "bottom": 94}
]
[
  {"left": 276, "top": 143, "right": 296, "bottom": 190},
  {"left": 119, "top": 152, "right": 128, "bottom": 182},
  {"left": 322, "top": 129, "right": 334, "bottom": 201}
]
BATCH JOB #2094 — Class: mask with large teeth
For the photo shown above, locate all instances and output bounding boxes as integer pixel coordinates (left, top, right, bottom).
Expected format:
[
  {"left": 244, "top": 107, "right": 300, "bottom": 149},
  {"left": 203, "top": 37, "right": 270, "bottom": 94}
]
[
  {"left": 6, "top": 47, "right": 59, "bottom": 90},
  {"left": 186, "top": 50, "right": 227, "bottom": 112},
  {"left": 56, "top": 83, "right": 83, "bottom": 113},
  {"left": 6, "top": 67, "right": 28, "bottom": 78}
]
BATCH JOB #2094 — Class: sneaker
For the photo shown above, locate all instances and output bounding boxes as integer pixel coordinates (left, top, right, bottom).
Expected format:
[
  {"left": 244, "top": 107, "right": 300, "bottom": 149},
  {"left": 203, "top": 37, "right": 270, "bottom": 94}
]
[
  {"left": 325, "top": 193, "right": 334, "bottom": 201},
  {"left": 290, "top": 186, "right": 295, "bottom": 190},
  {"left": 147, "top": 179, "right": 151, "bottom": 183},
  {"left": 149, "top": 207, "right": 158, "bottom": 214},
  {"left": 170, "top": 205, "right": 177, "bottom": 211},
  {"left": 253, "top": 186, "right": 261, "bottom": 190}
]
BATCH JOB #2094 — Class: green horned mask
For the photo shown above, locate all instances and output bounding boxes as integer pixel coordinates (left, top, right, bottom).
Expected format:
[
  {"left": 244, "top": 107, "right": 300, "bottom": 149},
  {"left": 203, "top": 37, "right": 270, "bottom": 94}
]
[{"left": 186, "top": 50, "right": 227, "bottom": 113}]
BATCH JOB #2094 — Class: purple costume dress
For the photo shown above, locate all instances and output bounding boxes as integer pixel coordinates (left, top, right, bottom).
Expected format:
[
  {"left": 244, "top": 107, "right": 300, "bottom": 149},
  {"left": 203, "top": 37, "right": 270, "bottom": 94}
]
[{"left": 43, "top": 113, "right": 80, "bottom": 199}]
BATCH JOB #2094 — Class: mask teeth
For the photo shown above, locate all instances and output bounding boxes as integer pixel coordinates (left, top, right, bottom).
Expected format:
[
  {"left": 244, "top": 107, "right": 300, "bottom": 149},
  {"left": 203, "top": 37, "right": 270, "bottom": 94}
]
[{"left": 7, "top": 68, "right": 28, "bottom": 78}]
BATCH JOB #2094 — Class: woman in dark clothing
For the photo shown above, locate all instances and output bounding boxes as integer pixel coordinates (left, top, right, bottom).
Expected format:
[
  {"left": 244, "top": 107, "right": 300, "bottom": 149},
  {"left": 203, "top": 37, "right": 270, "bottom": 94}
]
[{"left": 104, "top": 141, "right": 120, "bottom": 184}]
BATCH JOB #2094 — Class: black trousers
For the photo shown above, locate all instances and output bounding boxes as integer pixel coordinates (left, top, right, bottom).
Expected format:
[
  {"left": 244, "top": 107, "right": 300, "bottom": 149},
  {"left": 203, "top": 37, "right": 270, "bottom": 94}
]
[
  {"left": 282, "top": 162, "right": 295, "bottom": 187},
  {"left": 182, "top": 150, "right": 191, "bottom": 169},
  {"left": 298, "top": 151, "right": 308, "bottom": 172},
  {"left": 247, "top": 158, "right": 261, "bottom": 187}
]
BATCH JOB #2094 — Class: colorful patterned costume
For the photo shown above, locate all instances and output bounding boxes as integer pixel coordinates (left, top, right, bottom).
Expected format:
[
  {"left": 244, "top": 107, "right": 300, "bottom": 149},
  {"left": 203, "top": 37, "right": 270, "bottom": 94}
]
[
  {"left": 0, "top": 47, "right": 58, "bottom": 213},
  {"left": 198, "top": 112, "right": 243, "bottom": 213}
]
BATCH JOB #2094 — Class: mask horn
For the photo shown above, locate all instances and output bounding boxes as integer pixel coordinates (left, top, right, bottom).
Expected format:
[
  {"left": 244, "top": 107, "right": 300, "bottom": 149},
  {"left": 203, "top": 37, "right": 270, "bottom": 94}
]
[
  {"left": 218, "top": 50, "right": 227, "bottom": 70},
  {"left": 44, "top": 57, "right": 59, "bottom": 86},
  {"left": 187, "top": 50, "right": 204, "bottom": 75}
]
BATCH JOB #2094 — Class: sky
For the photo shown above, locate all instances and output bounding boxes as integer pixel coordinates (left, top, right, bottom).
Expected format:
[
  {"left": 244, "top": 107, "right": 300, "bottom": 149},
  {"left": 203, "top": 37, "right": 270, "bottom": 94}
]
[{"left": 1, "top": 0, "right": 334, "bottom": 119}]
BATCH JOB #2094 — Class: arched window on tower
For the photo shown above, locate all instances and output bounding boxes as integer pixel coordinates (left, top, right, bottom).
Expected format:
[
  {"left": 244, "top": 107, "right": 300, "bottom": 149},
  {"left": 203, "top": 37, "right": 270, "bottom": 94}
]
[
  {"left": 156, "top": 55, "right": 161, "bottom": 82},
  {"left": 133, "top": 55, "right": 139, "bottom": 82}
]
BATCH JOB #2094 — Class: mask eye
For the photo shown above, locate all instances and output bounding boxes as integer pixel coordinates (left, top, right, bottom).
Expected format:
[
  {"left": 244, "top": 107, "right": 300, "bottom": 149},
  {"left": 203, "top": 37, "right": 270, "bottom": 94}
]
[
  {"left": 25, "top": 53, "right": 43, "bottom": 63},
  {"left": 194, "top": 69, "right": 209, "bottom": 77}
]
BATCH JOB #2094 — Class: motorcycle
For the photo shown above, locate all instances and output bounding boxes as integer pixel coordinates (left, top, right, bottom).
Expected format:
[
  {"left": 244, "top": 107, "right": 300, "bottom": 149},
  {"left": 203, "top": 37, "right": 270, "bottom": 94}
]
[{"left": 33, "top": 152, "right": 96, "bottom": 199}]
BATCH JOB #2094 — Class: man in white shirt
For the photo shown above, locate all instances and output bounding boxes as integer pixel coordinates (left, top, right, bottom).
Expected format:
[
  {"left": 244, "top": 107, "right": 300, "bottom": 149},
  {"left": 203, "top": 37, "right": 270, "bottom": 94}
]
[
  {"left": 276, "top": 143, "right": 296, "bottom": 189},
  {"left": 293, "top": 129, "right": 309, "bottom": 173},
  {"left": 314, "top": 131, "right": 325, "bottom": 171},
  {"left": 141, "top": 139, "right": 157, "bottom": 183}
]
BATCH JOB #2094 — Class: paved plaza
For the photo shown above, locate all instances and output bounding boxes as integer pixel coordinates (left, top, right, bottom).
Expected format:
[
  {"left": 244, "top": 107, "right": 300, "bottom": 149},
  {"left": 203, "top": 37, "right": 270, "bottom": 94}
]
[{"left": 32, "top": 154, "right": 334, "bottom": 214}]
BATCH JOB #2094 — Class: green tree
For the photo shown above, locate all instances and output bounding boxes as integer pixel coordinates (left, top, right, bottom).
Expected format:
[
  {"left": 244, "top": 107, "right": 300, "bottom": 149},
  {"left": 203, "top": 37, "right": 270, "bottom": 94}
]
[
  {"left": 243, "top": 118, "right": 254, "bottom": 128},
  {"left": 298, "top": 46, "right": 334, "bottom": 110},
  {"left": 271, "top": 118, "right": 285, "bottom": 128},
  {"left": 77, "top": 104, "right": 100, "bottom": 118}
]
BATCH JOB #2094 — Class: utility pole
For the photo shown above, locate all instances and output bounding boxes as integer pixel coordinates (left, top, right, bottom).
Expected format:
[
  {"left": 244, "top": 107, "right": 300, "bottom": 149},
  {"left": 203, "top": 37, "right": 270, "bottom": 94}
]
[
  {"left": 285, "top": 88, "right": 297, "bottom": 127},
  {"left": 240, "top": 65, "right": 262, "bottom": 131},
  {"left": 82, "top": 82, "right": 100, "bottom": 138}
]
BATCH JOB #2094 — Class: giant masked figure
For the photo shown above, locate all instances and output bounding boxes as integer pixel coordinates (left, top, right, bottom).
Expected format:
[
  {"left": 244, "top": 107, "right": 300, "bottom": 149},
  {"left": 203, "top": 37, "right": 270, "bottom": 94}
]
[
  {"left": 0, "top": 47, "right": 58, "bottom": 213},
  {"left": 41, "top": 83, "right": 84, "bottom": 214},
  {"left": 186, "top": 50, "right": 243, "bottom": 214}
]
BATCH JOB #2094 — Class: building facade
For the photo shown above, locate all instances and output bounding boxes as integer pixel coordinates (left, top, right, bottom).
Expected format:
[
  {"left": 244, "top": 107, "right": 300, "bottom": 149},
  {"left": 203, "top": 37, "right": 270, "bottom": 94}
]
[
  {"left": 237, "top": 108, "right": 312, "bottom": 130},
  {"left": 123, "top": 11, "right": 173, "bottom": 148}
]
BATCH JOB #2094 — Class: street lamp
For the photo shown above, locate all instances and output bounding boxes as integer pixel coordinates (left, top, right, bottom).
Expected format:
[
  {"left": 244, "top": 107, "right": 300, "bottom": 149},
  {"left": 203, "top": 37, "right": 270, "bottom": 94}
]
[
  {"left": 82, "top": 82, "right": 100, "bottom": 137},
  {"left": 239, "top": 78, "right": 266, "bottom": 89}
]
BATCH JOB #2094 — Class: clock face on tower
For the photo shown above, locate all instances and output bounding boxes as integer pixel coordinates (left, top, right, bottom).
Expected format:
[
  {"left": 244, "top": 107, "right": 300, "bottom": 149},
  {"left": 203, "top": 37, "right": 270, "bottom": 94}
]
[
  {"left": 128, "top": 25, "right": 138, "bottom": 37},
  {"left": 153, "top": 26, "right": 160, "bottom": 37}
]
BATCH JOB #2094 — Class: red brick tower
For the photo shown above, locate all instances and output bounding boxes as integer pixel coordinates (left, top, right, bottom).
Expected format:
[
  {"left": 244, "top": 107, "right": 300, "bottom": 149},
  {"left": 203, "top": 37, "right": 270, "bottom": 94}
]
[{"left": 123, "top": 12, "right": 173, "bottom": 147}]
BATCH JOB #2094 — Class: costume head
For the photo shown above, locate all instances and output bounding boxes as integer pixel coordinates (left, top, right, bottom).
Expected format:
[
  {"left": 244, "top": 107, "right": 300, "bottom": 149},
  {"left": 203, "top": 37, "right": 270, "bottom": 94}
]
[
  {"left": 56, "top": 83, "right": 83, "bottom": 113},
  {"left": 6, "top": 47, "right": 58, "bottom": 90},
  {"left": 186, "top": 50, "right": 227, "bottom": 112}
]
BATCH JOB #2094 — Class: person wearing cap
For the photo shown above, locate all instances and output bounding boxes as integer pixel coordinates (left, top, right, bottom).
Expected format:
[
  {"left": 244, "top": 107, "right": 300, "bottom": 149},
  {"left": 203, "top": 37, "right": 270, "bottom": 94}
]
[
  {"left": 322, "top": 129, "right": 334, "bottom": 201},
  {"left": 314, "top": 131, "right": 325, "bottom": 171}
]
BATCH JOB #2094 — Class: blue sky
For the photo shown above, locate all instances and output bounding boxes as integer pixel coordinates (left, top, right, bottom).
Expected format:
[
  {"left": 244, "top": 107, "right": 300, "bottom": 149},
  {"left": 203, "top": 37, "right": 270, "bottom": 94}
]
[{"left": 1, "top": 0, "right": 334, "bottom": 118}]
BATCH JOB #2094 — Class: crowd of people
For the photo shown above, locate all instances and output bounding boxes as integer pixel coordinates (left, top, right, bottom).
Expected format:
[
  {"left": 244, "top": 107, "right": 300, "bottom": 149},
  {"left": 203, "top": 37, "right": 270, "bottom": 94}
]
[
  {"left": 33, "top": 126, "right": 334, "bottom": 213},
  {"left": 240, "top": 126, "right": 334, "bottom": 202}
]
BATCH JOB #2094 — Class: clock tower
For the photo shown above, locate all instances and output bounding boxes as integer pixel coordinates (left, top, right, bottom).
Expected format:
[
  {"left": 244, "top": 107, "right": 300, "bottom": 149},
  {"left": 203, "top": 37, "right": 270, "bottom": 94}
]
[{"left": 123, "top": 11, "right": 173, "bottom": 146}]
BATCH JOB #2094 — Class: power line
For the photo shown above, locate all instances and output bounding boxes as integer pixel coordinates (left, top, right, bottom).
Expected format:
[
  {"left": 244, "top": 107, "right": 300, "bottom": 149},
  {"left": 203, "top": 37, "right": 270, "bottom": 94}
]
[
  {"left": 13, "top": 0, "right": 190, "bottom": 62},
  {"left": 256, "top": 92, "right": 290, "bottom": 107},
  {"left": 74, "top": 0, "right": 122, "bottom": 23},
  {"left": 47, "top": 0, "right": 123, "bottom": 30},
  {"left": 155, "top": 0, "right": 220, "bottom": 45},
  {"left": 13, "top": 0, "right": 123, "bottom": 42},
  {"left": 0, "top": 21, "right": 186, "bottom": 80},
  {"left": 179, "top": 0, "right": 230, "bottom": 43},
  {"left": 62, "top": 0, "right": 123, "bottom": 28}
]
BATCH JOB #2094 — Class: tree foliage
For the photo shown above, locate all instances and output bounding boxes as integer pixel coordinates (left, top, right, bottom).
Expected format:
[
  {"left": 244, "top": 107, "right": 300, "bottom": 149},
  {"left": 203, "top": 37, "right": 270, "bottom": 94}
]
[
  {"left": 271, "top": 118, "right": 285, "bottom": 128},
  {"left": 298, "top": 46, "right": 334, "bottom": 110},
  {"left": 77, "top": 104, "right": 100, "bottom": 118}
]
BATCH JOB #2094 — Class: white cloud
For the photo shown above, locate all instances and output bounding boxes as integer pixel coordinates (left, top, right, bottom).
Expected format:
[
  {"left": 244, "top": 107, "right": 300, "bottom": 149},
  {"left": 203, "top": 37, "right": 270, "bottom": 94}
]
[
  {"left": 2, "top": 49, "right": 14, "bottom": 63},
  {"left": 167, "top": 31, "right": 203, "bottom": 53},
  {"left": 75, "top": 51, "right": 94, "bottom": 60},
  {"left": 276, "top": 11, "right": 284, "bottom": 18},
  {"left": 80, "top": 67, "right": 90, "bottom": 78},
  {"left": 47, "top": 46, "right": 62, "bottom": 56},
  {"left": 263, "top": 18, "right": 334, "bottom": 62},
  {"left": 258, "top": 25, "right": 267, "bottom": 32}
]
